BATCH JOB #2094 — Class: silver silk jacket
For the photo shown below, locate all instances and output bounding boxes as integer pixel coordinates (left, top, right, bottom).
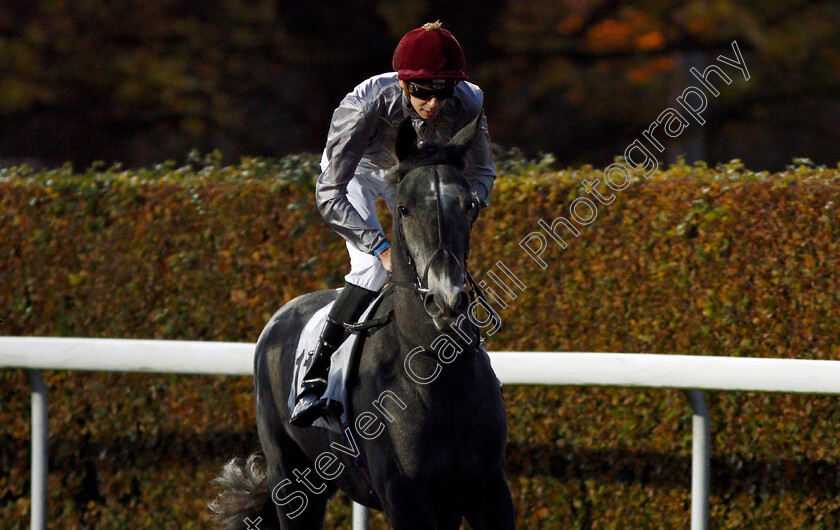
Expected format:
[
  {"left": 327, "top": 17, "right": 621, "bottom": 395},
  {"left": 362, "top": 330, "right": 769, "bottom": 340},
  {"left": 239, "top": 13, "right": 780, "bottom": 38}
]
[{"left": 316, "top": 72, "right": 496, "bottom": 255}]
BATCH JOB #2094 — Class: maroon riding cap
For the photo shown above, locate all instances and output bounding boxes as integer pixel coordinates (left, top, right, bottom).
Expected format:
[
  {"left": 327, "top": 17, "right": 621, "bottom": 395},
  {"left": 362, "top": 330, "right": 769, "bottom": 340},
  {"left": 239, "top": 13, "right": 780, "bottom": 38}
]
[{"left": 392, "top": 21, "right": 468, "bottom": 81}]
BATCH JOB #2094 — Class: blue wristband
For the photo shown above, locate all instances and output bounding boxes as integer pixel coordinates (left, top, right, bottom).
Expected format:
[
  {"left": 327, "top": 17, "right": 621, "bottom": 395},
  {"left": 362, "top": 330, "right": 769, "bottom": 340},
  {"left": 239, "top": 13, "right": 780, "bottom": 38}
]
[{"left": 373, "top": 241, "right": 391, "bottom": 257}]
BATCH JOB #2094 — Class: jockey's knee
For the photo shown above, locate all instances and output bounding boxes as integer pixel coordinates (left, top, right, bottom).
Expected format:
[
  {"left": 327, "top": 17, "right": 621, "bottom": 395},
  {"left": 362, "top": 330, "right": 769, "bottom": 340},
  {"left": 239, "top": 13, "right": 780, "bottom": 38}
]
[{"left": 345, "top": 260, "right": 388, "bottom": 292}]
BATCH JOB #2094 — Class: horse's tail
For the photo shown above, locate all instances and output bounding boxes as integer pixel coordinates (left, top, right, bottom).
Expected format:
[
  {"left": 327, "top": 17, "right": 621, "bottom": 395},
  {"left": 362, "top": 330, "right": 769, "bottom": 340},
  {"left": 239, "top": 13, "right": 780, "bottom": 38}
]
[{"left": 208, "top": 453, "right": 280, "bottom": 529}]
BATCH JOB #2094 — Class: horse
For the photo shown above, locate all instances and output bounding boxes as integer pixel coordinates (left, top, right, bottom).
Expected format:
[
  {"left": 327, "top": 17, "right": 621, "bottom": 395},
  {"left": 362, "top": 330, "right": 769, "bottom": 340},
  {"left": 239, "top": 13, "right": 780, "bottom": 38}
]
[{"left": 210, "top": 114, "right": 516, "bottom": 529}]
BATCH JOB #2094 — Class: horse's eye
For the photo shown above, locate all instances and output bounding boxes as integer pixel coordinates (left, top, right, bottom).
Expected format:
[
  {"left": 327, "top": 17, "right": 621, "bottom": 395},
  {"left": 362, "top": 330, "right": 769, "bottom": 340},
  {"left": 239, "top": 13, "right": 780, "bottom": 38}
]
[{"left": 398, "top": 205, "right": 410, "bottom": 216}]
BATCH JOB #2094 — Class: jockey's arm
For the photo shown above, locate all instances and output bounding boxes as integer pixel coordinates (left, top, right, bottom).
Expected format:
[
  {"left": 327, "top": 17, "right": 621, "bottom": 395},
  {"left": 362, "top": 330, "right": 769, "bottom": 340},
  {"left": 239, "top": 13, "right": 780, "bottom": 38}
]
[
  {"left": 315, "top": 97, "right": 389, "bottom": 256},
  {"left": 464, "top": 110, "right": 496, "bottom": 216}
]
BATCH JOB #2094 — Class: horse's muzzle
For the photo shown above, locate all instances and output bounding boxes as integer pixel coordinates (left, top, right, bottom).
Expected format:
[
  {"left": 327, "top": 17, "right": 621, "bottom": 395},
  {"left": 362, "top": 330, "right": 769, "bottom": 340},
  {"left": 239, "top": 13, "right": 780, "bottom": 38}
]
[{"left": 424, "top": 287, "right": 469, "bottom": 327}]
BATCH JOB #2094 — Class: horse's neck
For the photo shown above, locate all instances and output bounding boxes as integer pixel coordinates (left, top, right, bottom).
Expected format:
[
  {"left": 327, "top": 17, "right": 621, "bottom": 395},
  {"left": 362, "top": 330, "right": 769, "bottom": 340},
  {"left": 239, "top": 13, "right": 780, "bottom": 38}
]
[
  {"left": 388, "top": 238, "right": 432, "bottom": 339},
  {"left": 389, "top": 235, "right": 415, "bottom": 288},
  {"left": 392, "top": 285, "right": 441, "bottom": 347}
]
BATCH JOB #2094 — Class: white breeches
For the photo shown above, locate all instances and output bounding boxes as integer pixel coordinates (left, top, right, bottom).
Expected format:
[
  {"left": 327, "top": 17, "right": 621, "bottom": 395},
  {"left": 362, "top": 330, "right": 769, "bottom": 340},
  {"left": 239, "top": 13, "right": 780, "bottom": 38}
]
[{"left": 339, "top": 165, "right": 395, "bottom": 291}]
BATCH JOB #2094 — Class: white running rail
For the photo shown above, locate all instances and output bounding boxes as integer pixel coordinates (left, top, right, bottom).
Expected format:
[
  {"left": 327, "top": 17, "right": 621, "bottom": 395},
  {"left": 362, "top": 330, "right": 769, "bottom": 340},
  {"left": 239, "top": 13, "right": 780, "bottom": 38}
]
[{"left": 3, "top": 337, "right": 840, "bottom": 530}]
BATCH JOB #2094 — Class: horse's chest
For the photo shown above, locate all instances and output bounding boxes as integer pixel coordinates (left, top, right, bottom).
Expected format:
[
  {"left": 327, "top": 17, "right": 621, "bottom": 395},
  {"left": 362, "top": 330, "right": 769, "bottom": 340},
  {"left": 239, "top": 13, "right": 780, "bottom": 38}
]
[
  {"left": 385, "top": 396, "right": 506, "bottom": 480},
  {"left": 396, "top": 429, "right": 500, "bottom": 484}
]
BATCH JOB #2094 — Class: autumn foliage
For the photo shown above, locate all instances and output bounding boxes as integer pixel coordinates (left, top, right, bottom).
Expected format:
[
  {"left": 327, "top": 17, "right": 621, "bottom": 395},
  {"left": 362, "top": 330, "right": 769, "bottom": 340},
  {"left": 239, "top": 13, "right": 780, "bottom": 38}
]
[
  {"left": 3, "top": 1, "right": 840, "bottom": 170},
  {"left": 2, "top": 155, "right": 840, "bottom": 527}
]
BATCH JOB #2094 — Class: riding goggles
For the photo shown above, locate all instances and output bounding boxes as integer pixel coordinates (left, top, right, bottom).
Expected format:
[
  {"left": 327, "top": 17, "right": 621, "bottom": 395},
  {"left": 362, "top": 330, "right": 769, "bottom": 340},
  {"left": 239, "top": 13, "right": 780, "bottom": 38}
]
[{"left": 407, "top": 80, "right": 458, "bottom": 101}]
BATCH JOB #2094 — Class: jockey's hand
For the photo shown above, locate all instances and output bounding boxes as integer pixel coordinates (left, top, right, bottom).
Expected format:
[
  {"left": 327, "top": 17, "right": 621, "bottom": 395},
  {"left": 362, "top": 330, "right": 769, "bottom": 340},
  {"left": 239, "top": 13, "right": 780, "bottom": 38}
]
[
  {"left": 469, "top": 192, "right": 481, "bottom": 226},
  {"left": 378, "top": 247, "right": 392, "bottom": 272}
]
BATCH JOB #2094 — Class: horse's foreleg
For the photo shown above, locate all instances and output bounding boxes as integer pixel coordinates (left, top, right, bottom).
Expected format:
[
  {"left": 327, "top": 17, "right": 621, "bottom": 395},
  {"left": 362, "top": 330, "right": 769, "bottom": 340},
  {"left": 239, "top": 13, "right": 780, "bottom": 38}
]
[{"left": 463, "top": 466, "right": 516, "bottom": 530}]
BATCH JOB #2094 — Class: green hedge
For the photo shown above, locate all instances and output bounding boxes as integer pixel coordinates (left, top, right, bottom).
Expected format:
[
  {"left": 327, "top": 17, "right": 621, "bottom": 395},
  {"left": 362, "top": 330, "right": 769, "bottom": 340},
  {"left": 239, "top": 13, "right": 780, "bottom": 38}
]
[{"left": 2, "top": 156, "right": 840, "bottom": 528}]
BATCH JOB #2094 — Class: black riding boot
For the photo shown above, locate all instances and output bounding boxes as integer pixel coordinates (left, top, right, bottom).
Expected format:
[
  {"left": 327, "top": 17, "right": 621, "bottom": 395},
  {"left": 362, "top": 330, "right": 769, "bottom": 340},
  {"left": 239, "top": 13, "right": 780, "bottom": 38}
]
[{"left": 289, "top": 283, "right": 378, "bottom": 426}]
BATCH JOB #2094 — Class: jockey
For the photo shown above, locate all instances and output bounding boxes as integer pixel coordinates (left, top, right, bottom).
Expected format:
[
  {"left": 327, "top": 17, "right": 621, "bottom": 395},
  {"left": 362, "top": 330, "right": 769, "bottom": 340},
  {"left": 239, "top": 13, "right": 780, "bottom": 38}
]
[{"left": 290, "top": 21, "right": 496, "bottom": 426}]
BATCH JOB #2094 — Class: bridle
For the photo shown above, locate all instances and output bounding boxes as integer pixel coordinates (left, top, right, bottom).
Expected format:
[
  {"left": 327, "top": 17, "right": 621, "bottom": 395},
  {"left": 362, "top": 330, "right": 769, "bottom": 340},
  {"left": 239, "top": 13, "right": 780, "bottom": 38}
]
[
  {"left": 391, "top": 154, "right": 467, "bottom": 299},
  {"left": 388, "top": 153, "right": 491, "bottom": 352}
]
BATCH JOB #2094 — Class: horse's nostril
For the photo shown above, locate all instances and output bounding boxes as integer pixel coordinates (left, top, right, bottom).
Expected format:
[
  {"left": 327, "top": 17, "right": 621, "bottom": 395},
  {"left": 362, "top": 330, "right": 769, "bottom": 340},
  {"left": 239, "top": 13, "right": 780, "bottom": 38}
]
[
  {"left": 454, "top": 290, "right": 469, "bottom": 315},
  {"left": 425, "top": 289, "right": 469, "bottom": 320},
  {"left": 424, "top": 292, "right": 444, "bottom": 317}
]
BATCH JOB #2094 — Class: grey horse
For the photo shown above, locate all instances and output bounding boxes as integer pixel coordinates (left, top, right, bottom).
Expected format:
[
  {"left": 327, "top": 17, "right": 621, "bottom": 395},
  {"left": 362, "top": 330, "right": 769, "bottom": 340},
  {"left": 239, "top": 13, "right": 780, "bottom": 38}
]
[{"left": 210, "top": 114, "right": 515, "bottom": 529}]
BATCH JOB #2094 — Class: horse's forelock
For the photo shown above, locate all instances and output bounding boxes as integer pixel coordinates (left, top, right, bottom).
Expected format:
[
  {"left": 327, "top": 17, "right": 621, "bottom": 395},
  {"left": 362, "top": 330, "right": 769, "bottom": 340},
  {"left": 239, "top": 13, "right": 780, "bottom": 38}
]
[{"left": 388, "top": 146, "right": 466, "bottom": 191}]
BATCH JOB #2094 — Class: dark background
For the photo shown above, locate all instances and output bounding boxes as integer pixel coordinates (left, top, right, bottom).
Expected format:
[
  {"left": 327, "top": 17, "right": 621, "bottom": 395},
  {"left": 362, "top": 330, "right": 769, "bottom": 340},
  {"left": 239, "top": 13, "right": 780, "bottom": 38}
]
[{"left": 1, "top": 0, "right": 838, "bottom": 170}]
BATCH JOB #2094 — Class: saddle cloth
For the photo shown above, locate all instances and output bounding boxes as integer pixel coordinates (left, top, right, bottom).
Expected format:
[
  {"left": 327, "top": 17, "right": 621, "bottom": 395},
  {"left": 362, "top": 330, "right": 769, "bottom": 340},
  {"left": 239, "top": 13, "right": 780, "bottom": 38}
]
[{"left": 287, "top": 286, "right": 388, "bottom": 432}]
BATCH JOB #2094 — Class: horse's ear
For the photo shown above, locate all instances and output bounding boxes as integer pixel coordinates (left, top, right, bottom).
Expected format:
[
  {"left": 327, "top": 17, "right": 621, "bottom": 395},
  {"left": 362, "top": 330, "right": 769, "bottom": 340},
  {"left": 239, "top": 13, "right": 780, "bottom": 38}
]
[
  {"left": 395, "top": 118, "right": 418, "bottom": 162},
  {"left": 448, "top": 110, "right": 483, "bottom": 151}
]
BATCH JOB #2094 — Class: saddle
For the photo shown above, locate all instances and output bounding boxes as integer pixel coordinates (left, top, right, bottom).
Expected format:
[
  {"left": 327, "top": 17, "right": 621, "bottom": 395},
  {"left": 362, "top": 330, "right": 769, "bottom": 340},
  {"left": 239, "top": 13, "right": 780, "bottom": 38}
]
[{"left": 287, "top": 285, "right": 391, "bottom": 432}]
